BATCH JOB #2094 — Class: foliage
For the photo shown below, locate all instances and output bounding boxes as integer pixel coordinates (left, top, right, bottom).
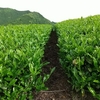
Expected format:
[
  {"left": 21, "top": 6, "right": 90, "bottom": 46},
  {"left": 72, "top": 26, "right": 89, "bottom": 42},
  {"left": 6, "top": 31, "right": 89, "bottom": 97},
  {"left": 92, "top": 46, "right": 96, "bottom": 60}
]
[
  {"left": 0, "top": 24, "right": 53, "bottom": 99},
  {"left": 56, "top": 15, "right": 100, "bottom": 99},
  {"left": 13, "top": 12, "right": 51, "bottom": 25},
  {"left": 0, "top": 8, "right": 51, "bottom": 25}
]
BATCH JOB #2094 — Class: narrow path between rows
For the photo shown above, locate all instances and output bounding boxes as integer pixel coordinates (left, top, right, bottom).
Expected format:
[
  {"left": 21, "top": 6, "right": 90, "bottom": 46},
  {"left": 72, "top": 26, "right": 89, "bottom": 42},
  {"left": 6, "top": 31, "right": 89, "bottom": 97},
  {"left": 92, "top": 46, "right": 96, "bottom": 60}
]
[
  {"left": 34, "top": 29, "right": 97, "bottom": 100},
  {"left": 34, "top": 29, "right": 72, "bottom": 100}
]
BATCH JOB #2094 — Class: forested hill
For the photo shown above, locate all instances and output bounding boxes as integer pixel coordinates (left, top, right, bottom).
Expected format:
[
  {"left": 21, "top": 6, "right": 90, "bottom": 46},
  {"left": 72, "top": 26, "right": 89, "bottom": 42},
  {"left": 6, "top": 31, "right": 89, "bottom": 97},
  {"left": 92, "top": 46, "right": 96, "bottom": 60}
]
[{"left": 0, "top": 7, "right": 51, "bottom": 25}]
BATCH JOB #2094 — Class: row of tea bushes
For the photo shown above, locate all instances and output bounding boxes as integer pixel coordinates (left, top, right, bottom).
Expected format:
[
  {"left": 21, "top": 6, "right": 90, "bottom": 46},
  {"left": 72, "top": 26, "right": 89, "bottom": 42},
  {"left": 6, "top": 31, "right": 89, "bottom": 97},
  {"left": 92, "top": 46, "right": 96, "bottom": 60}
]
[
  {"left": 0, "top": 24, "right": 53, "bottom": 100},
  {"left": 56, "top": 15, "right": 100, "bottom": 99}
]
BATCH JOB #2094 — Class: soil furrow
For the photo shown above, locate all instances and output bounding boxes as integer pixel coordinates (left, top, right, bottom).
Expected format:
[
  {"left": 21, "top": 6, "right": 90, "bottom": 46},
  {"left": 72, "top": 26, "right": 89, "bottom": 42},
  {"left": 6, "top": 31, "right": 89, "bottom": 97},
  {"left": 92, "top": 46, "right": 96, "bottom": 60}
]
[
  {"left": 34, "top": 29, "right": 72, "bottom": 100},
  {"left": 34, "top": 29, "right": 97, "bottom": 100}
]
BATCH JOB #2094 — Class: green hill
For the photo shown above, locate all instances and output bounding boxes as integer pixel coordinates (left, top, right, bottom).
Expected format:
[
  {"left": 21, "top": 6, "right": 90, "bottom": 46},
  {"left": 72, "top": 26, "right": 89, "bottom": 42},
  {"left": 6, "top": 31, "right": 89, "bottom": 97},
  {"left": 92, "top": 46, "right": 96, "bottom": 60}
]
[
  {"left": 13, "top": 12, "right": 51, "bottom": 24},
  {"left": 0, "top": 7, "right": 51, "bottom": 25}
]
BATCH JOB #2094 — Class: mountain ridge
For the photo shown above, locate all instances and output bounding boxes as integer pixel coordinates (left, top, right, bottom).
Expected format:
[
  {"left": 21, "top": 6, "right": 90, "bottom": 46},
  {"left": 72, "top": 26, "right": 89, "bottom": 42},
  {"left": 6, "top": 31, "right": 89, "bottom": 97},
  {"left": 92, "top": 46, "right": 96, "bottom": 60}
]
[{"left": 0, "top": 7, "right": 51, "bottom": 25}]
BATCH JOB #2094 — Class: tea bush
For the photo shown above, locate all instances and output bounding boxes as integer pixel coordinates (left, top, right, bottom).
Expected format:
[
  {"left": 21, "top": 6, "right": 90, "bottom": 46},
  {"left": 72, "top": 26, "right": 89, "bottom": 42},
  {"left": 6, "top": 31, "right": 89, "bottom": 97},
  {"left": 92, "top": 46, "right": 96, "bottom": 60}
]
[
  {"left": 0, "top": 24, "right": 53, "bottom": 100},
  {"left": 56, "top": 15, "right": 100, "bottom": 99}
]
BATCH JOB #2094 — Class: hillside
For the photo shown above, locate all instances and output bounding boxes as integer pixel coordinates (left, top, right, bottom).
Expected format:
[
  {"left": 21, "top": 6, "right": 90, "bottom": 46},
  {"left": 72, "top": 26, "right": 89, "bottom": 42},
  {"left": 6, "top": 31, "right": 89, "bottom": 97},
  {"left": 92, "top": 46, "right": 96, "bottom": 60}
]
[
  {"left": 0, "top": 7, "right": 51, "bottom": 25},
  {"left": 13, "top": 12, "right": 51, "bottom": 24}
]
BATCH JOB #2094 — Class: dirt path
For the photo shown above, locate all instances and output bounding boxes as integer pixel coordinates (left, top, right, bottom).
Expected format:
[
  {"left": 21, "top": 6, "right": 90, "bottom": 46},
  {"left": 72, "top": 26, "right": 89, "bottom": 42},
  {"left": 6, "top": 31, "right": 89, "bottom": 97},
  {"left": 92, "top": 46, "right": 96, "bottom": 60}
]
[{"left": 34, "top": 29, "right": 97, "bottom": 100}]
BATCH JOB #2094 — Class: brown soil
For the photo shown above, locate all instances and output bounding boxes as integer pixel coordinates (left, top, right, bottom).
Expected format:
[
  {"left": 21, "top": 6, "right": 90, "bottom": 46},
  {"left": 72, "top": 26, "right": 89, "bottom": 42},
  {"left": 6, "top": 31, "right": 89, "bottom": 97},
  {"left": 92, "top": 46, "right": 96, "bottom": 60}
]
[{"left": 34, "top": 29, "right": 97, "bottom": 100}]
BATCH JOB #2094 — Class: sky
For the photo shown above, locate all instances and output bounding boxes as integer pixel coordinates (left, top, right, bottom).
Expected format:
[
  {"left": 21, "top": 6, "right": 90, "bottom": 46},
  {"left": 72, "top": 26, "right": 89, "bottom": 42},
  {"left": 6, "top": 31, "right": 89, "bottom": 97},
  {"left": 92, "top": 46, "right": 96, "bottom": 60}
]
[{"left": 0, "top": 0, "right": 100, "bottom": 22}]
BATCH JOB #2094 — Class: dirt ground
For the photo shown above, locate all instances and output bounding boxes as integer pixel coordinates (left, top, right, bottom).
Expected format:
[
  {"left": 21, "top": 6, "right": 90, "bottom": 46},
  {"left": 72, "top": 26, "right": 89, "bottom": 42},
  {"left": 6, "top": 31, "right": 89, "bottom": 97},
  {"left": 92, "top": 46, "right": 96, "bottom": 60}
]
[{"left": 34, "top": 30, "right": 97, "bottom": 100}]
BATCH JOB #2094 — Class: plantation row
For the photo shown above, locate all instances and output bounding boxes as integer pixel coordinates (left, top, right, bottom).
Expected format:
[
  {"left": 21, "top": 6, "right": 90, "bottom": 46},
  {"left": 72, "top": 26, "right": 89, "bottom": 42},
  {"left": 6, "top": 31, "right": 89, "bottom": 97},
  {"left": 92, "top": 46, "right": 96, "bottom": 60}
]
[
  {"left": 56, "top": 15, "right": 100, "bottom": 99},
  {"left": 0, "top": 24, "right": 53, "bottom": 100}
]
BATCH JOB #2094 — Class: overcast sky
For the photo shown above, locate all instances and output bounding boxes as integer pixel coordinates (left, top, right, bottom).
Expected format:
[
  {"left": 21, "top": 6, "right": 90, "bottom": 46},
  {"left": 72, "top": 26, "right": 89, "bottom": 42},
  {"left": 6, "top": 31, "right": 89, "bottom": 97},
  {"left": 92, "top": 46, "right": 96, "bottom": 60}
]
[{"left": 0, "top": 0, "right": 100, "bottom": 22}]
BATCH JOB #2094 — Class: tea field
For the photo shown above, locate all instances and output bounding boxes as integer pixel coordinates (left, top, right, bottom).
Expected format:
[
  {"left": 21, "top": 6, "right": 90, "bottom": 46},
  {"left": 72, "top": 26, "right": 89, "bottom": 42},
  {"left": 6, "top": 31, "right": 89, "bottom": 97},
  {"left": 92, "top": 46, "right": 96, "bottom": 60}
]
[{"left": 0, "top": 15, "right": 100, "bottom": 100}]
